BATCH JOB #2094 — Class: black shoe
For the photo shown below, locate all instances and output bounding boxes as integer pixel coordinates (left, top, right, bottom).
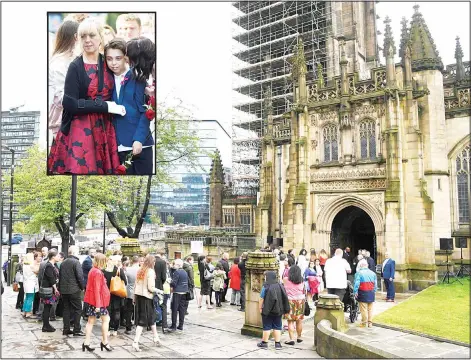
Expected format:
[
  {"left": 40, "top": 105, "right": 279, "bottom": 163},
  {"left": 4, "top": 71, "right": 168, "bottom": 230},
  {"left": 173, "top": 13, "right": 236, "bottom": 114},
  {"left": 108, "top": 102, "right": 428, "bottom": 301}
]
[
  {"left": 176, "top": 326, "right": 183, "bottom": 331},
  {"left": 230, "top": 303, "right": 236, "bottom": 306},
  {"left": 257, "top": 341, "right": 268, "bottom": 349},
  {"left": 63, "top": 330, "right": 73, "bottom": 336},
  {"left": 82, "top": 343, "right": 95, "bottom": 352},
  {"left": 275, "top": 342, "right": 282, "bottom": 350},
  {"left": 73, "top": 331, "right": 85, "bottom": 337},
  {"left": 185, "top": 311, "right": 189, "bottom": 315},
  {"left": 50, "top": 317, "right": 57, "bottom": 321},
  {"left": 167, "top": 327, "right": 177, "bottom": 333},
  {"left": 156, "top": 321, "right": 162, "bottom": 327},
  {"left": 239, "top": 308, "right": 245, "bottom": 312},
  {"left": 125, "top": 330, "right": 132, "bottom": 335},
  {"left": 100, "top": 342, "right": 112, "bottom": 352},
  {"left": 42, "top": 327, "right": 56, "bottom": 333}
]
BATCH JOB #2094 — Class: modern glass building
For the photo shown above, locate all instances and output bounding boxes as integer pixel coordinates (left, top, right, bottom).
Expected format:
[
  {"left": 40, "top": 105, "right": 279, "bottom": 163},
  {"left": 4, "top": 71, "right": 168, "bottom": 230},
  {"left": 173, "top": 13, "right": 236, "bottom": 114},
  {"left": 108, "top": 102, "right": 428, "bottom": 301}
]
[{"left": 150, "top": 120, "right": 231, "bottom": 226}]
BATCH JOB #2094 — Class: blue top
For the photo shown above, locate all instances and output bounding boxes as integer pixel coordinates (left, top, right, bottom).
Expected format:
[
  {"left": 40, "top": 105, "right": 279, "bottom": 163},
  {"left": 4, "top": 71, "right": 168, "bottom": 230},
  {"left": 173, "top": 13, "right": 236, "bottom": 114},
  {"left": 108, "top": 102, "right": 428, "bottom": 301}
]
[
  {"left": 353, "top": 268, "right": 377, "bottom": 303},
  {"left": 260, "top": 286, "right": 266, "bottom": 299},
  {"left": 112, "top": 69, "right": 154, "bottom": 148}
]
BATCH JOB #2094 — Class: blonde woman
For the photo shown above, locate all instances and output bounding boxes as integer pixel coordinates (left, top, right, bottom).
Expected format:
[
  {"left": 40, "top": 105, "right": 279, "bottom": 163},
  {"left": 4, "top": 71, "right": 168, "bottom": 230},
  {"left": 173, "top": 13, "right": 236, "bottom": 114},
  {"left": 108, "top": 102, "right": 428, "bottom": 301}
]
[
  {"left": 83, "top": 253, "right": 111, "bottom": 352},
  {"left": 48, "top": 17, "right": 125, "bottom": 175},
  {"left": 132, "top": 254, "right": 161, "bottom": 352},
  {"left": 21, "top": 253, "right": 37, "bottom": 319}
]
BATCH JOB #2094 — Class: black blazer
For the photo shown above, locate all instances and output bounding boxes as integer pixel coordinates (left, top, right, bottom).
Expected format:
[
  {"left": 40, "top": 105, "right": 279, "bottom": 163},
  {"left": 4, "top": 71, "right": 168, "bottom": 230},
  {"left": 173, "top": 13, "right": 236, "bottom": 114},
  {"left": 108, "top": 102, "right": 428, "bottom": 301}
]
[
  {"left": 154, "top": 257, "right": 167, "bottom": 290},
  {"left": 60, "top": 54, "right": 111, "bottom": 135}
]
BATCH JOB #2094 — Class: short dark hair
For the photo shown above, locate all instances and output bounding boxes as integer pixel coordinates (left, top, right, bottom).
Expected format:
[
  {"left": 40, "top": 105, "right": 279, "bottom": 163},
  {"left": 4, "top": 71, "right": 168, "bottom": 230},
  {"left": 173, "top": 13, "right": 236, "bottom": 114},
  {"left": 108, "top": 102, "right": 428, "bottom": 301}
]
[
  {"left": 279, "top": 254, "right": 287, "bottom": 261},
  {"left": 233, "top": 257, "right": 240, "bottom": 264},
  {"left": 104, "top": 38, "right": 126, "bottom": 57},
  {"left": 132, "top": 256, "right": 139, "bottom": 264},
  {"left": 58, "top": 252, "right": 65, "bottom": 259},
  {"left": 288, "top": 265, "right": 303, "bottom": 284},
  {"left": 299, "top": 248, "right": 307, "bottom": 256}
]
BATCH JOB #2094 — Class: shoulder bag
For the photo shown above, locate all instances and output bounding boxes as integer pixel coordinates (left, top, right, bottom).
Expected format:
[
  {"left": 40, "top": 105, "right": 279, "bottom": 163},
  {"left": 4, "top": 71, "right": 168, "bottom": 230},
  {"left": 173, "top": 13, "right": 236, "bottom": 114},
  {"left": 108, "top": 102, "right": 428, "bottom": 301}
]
[
  {"left": 110, "top": 268, "right": 127, "bottom": 298},
  {"left": 204, "top": 266, "right": 214, "bottom": 281},
  {"left": 39, "top": 263, "right": 54, "bottom": 299}
]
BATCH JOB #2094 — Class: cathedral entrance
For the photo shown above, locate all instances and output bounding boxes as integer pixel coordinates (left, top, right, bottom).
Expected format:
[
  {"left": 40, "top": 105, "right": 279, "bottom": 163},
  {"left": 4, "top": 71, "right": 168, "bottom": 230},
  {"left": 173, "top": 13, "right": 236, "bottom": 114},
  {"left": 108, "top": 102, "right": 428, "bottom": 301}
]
[{"left": 330, "top": 206, "right": 376, "bottom": 261}]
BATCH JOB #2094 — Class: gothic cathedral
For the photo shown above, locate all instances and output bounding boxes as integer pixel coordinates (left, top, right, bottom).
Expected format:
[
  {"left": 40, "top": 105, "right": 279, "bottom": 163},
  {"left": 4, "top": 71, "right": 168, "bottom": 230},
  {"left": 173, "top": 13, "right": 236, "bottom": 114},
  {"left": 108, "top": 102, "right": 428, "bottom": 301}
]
[{"left": 256, "top": 4, "right": 470, "bottom": 292}]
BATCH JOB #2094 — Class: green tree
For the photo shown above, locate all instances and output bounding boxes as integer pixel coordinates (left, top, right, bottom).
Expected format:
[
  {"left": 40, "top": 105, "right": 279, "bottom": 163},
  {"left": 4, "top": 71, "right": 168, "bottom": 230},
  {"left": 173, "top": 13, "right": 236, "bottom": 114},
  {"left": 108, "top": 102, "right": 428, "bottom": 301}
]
[
  {"left": 166, "top": 215, "right": 175, "bottom": 225},
  {"left": 12, "top": 221, "right": 26, "bottom": 234},
  {"left": 12, "top": 146, "right": 116, "bottom": 244},
  {"left": 104, "top": 100, "right": 202, "bottom": 238}
]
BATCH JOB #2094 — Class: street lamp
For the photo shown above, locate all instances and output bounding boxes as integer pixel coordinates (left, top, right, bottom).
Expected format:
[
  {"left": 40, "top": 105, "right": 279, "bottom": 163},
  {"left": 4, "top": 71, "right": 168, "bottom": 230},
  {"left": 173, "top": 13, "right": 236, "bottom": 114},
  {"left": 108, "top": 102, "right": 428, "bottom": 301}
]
[{"left": 1, "top": 145, "right": 14, "bottom": 286}]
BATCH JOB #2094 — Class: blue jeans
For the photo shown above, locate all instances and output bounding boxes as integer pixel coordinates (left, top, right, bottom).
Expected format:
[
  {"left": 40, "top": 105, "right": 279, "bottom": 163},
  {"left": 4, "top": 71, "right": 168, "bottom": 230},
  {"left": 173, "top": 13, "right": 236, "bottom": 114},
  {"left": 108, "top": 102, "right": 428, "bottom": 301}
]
[{"left": 384, "top": 278, "right": 395, "bottom": 300}]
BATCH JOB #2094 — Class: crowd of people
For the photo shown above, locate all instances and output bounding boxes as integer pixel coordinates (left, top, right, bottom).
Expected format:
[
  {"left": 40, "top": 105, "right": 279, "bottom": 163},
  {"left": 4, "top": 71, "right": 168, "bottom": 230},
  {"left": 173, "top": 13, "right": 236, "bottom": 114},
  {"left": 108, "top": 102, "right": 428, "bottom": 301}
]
[
  {"left": 47, "top": 13, "right": 156, "bottom": 175},
  {"left": 7, "top": 244, "right": 396, "bottom": 352},
  {"left": 11, "top": 247, "right": 195, "bottom": 353}
]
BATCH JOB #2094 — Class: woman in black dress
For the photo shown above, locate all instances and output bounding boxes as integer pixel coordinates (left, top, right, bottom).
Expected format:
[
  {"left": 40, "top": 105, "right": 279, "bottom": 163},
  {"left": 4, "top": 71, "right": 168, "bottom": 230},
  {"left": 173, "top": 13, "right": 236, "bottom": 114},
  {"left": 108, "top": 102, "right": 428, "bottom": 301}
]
[
  {"left": 103, "top": 255, "right": 127, "bottom": 336},
  {"left": 200, "top": 256, "right": 214, "bottom": 309},
  {"left": 40, "top": 250, "right": 60, "bottom": 332}
]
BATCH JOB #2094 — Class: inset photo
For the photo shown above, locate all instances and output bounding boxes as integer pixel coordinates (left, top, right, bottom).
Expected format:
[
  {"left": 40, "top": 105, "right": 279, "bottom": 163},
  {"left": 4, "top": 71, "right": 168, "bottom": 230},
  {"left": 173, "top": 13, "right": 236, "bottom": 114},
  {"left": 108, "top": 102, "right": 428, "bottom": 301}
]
[{"left": 47, "top": 12, "right": 156, "bottom": 175}]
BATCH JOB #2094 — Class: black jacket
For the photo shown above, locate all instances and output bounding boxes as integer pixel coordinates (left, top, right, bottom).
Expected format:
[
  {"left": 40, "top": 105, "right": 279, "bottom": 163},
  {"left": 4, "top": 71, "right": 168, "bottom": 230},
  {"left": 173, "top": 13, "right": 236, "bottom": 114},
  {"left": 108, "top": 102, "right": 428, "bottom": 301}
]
[
  {"left": 219, "top": 259, "right": 230, "bottom": 274},
  {"left": 154, "top": 257, "right": 167, "bottom": 290},
  {"left": 262, "top": 283, "right": 290, "bottom": 317},
  {"left": 238, "top": 259, "right": 246, "bottom": 281},
  {"left": 41, "top": 262, "right": 59, "bottom": 288},
  {"left": 183, "top": 262, "right": 194, "bottom": 290},
  {"left": 60, "top": 54, "right": 111, "bottom": 135},
  {"left": 367, "top": 257, "right": 376, "bottom": 273},
  {"left": 82, "top": 256, "right": 92, "bottom": 288},
  {"left": 171, "top": 269, "right": 189, "bottom": 293},
  {"left": 59, "top": 255, "right": 84, "bottom": 294}
]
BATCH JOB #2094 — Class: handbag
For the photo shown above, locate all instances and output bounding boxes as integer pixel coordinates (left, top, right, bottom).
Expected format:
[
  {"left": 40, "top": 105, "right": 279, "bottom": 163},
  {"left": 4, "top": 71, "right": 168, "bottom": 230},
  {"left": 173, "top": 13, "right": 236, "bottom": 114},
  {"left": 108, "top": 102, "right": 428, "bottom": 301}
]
[
  {"left": 110, "top": 268, "right": 127, "bottom": 298},
  {"left": 304, "top": 301, "right": 311, "bottom": 317},
  {"left": 186, "top": 289, "right": 195, "bottom": 301},
  {"left": 204, "top": 268, "right": 214, "bottom": 280},
  {"left": 12, "top": 282, "right": 19, "bottom": 292}
]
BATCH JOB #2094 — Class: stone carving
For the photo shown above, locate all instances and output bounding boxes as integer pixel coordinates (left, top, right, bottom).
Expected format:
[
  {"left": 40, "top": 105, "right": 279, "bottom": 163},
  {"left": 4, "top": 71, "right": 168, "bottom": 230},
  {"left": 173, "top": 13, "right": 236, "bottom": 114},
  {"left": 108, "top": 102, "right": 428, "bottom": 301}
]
[
  {"left": 311, "top": 179, "right": 387, "bottom": 192},
  {"left": 444, "top": 87, "right": 454, "bottom": 97},
  {"left": 316, "top": 194, "right": 340, "bottom": 212},
  {"left": 311, "top": 168, "right": 386, "bottom": 181},
  {"left": 458, "top": 88, "right": 470, "bottom": 107},
  {"left": 310, "top": 114, "right": 318, "bottom": 126},
  {"left": 340, "top": 114, "right": 353, "bottom": 128},
  {"left": 354, "top": 104, "right": 377, "bottom": 117},
  {"left": 319, "top": 111, "right": 338, "bottom": 124},
  {"left": 316, "top": 192, "right": 384, "bottom": 217},
  {"left": 251, "top": 274, "right": 262, "bottom": 293},
  {"left": 361, "top": 193, "right": 384, "bottom": 215},
  {"left": 311, "top": 140, "right": 318, "bottom": 150}
]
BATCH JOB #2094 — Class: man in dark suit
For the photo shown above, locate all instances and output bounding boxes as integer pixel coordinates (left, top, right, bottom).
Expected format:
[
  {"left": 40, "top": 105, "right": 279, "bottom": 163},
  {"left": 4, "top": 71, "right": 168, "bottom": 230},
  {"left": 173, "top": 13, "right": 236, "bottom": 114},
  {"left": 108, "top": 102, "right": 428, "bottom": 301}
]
[
  {"left": 218, "top": 253, "right": 230, "bottom": 302},
  {"left": 381, "top": 252, "right": 395, "bottom": 302},
  {"left": 238, "top": 252, "right": 247, "bottom": 312},
  {"left": 154, "top": 252, "right": 168, "bottom": 330},
  {"left": 365, "top": 251, "right": 376, "bottom": 273},
  {"left": 342, "top": 247, "right": 351, "bottom": 262}
]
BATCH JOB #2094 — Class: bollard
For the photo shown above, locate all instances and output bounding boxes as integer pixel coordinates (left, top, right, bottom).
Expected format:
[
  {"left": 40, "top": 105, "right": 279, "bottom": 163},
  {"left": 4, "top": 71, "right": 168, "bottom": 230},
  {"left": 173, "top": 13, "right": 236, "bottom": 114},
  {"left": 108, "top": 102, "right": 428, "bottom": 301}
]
[{"left": 313, "top": 294, "right": 348, "bottom": 346}]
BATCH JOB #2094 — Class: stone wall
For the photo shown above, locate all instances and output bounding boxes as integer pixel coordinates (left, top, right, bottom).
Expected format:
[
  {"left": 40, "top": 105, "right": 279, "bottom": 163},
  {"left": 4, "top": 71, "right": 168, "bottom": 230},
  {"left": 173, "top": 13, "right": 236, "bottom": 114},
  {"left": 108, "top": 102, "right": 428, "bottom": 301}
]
[{"left": 315, "top": 320, "right": 399, "bottom": 359}]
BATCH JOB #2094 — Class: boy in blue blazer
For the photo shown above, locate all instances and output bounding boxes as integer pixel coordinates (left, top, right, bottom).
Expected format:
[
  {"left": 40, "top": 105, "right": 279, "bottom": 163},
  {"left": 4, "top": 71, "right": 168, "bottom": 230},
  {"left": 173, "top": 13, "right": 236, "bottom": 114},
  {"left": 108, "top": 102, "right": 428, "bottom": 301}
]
[{"left": 104, "top": 38, "right": 155, "bottom": 175}]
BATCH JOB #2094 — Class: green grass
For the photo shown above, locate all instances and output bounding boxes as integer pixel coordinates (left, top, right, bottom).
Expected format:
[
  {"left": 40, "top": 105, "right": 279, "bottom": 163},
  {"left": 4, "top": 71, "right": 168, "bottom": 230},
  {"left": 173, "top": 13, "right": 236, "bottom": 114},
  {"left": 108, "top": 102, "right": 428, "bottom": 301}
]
[{"left": 374, "top": 278, "right": 470, "bottom": 343}]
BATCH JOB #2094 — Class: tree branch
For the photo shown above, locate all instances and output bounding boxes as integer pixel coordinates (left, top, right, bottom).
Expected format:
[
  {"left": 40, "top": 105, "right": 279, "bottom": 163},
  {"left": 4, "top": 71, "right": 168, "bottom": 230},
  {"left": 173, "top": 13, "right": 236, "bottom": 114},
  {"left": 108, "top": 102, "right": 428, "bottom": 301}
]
[
  {"left": 156, "top": 150, "right": 193, "bottom": 164},
  {"left": 75, "top": 212, "right": 85, "bottom": 222},
  {"left": 132, "top": 175, "right": 152, "bottom": 238},
  {"left": 106, "top": 212, "right": 129, "bottom": 238}
]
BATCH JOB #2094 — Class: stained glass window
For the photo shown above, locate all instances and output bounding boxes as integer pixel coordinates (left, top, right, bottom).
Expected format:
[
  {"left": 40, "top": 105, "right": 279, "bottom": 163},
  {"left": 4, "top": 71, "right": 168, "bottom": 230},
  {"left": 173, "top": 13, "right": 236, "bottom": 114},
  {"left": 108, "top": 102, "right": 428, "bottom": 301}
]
[
  {"left": 456, "top": 145, "right": 470, "bottom": 224},
  {"left": 323, "top": 124, "right": 338, "bottom": 162},
  {"left": 359, "top": 120, "right": 376, "bottom": 159}
]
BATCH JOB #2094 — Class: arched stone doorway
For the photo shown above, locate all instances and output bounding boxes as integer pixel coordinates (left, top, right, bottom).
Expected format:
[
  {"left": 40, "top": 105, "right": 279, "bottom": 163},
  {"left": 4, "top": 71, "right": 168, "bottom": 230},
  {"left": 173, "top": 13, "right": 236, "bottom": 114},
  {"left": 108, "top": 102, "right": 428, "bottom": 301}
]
[{"left": 330, "top": 206, "right": 376, "bottom": 261}]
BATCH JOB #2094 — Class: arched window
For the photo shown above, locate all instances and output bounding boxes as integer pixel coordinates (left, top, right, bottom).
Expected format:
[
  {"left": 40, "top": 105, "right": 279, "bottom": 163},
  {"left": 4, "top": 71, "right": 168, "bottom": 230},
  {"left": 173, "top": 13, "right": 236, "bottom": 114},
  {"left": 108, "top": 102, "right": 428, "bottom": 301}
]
[
  {"left": 323, "top": 124, "right": 338, "bottom": 162},
  {"left": 456, "top": 145, "right": 470, "bottom": 224},
  {"left": 359, "top": 119, "right": 376, "bottom": 159}
]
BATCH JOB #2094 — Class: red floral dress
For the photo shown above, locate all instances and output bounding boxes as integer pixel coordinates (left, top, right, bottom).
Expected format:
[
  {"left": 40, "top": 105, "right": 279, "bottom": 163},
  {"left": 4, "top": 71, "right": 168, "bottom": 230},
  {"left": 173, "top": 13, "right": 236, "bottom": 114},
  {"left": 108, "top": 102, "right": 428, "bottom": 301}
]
[{"left": 48, "top": 63, "right": 120, "bottom": 174}]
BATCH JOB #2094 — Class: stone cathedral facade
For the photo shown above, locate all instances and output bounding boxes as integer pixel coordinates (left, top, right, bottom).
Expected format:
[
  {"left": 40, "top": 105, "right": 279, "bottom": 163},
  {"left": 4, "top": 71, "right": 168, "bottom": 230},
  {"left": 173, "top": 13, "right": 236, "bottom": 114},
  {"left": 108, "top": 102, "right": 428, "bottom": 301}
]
[{"left": 256, "top": 5, "right": 470, "bottom": 292}]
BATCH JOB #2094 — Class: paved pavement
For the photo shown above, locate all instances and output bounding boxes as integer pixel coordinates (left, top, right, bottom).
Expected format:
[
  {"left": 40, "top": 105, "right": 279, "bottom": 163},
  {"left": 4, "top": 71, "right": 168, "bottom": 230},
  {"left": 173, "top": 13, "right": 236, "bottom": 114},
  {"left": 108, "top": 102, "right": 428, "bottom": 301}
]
[{"left": 1, "top": 286, "right": 469, "bottom": 358}]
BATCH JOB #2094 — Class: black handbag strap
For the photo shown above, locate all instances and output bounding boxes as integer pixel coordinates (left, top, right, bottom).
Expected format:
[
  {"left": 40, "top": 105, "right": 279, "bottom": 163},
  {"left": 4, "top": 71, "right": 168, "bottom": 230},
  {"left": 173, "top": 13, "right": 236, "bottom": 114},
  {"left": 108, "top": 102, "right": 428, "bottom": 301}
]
[{"left": 97, "top": 54, "right": 104, "bottom": 101}]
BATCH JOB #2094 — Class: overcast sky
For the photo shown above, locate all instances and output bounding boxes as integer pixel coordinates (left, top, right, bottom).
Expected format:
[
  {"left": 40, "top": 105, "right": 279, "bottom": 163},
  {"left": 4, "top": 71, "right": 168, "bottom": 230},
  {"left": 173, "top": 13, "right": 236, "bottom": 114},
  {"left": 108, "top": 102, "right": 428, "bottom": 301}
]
[{"left": 1, "top": 1, "right": 469, "bottom": 160}]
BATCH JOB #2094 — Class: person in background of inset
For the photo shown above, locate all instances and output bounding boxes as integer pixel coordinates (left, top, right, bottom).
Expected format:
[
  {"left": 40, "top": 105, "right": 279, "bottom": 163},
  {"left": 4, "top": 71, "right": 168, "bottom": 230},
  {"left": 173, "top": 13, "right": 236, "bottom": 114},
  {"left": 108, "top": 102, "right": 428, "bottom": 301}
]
[
  {"left": 116, "top": 13, "right": 141, "bottom": 41},
  {"left": 32, "top": 252, "right": 42, "bottom": 316},
  {"left": 318, "top": 249, "right": 328, "bottom": 289},
  {"left": 229, "top": 257, "right": 241, "bottom": 306},
  {"left": 48, "top": 17, "right": 125, "bottom": 175},
  {"left": 82, "top": 253, "right": 112, "bottom": 352},
  {"left": 48, "top": 20, "right": 79, "bottom": 138},
  {"left": 103, "top": 255, "right": 127, "bottom": 337},
  {"left": 197, "top": 254, "right": 206, "bottom": 308},
  {"left": 154, "top": 252, "right": 168, "bottom": 331},
  {"left": 382, "top": 252, "right": 396, "bottom": 303},
  {"left": 353, "top": 259, "right": 377, "bottom": 328},
  {"left": 40, "top": 249, "right": 60, "bottom": 333},
  {"left": 132, "top": 254, "right": 161, "bottom": 352},
  {"left": 168, "top": 259, "right": 189, "bottom": 332},
  {"left": 257, "top": 270, "right": 290, "bottom": 350},
  {"left": 324, "top": 248, "right": 351, "bottom": 302},
  {"left": 103, "top": 24, "right": 116, "bottom": 45},
  {"left": 238, "top": 252, "right": 247, "bottom": 312},
  {"left": 59, "top": 245, "right": 84, "bottom": 336},
  {"left": 106, "top": 37, "right": 155, "bottom": 175},
  {"left": 365, "top": 250, "right": 376, "bottom": 273}
]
